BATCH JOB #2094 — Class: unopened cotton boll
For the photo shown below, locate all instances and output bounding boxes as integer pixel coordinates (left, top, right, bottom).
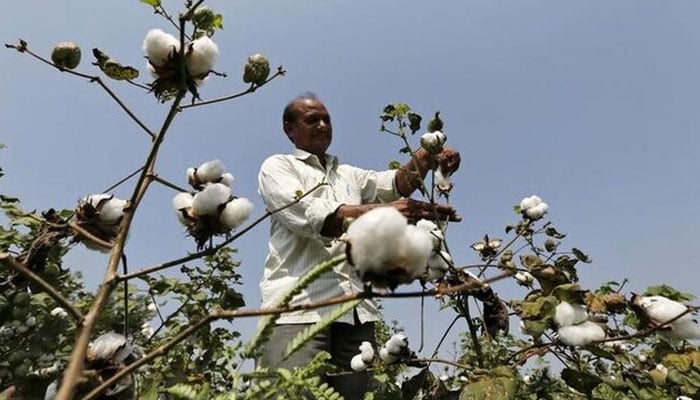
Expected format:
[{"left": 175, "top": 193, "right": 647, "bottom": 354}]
[
  {"left": 196, "top": 159, "right": 226, "bottom": 183},
  {"left": 350, "top": 354, "right": 368, "bottom": 372},
  {"left": 192, "top": 183, "right": 230, "bottom": 216},
  {"left": 219, "top": 197, "right": 254, "bottom": 229},
  {"left": 554, "top": 302, "right": 589, "bottom": 327},
  {"left": 143, "top": 29, "right": 179, "bottom": 68},
  {"left": 186, "top": 35, "right": 219, "bottom": 77},
  {"left": 557, "top": 321, "right": 605, "bottom": 346}
]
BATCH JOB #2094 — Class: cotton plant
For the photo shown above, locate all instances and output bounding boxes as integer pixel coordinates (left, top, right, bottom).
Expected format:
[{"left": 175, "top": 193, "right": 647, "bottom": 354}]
[
  {"left": 350, "top": 334, "right": 416, "bottom": 372},
  {"left": 173, "top": 159, "right": 253, "bottom": 248},
  {"left": 345, "top": 207, "right": 433, "bottom": 290},
  {"left": 73, "top": 193, "right": 129, "bottom": 252}
]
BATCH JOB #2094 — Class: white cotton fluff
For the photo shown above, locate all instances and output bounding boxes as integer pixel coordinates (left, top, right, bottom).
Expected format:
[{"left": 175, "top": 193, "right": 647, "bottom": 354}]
[
  {"left": 635, "top": 295, "right": 700, "bottom": 340},
  {"left": 434, "top": 167, "right": 453, "bottom": 194},
  {"left": 519, "top": 195, "right": 549, "bottom": 220},
  {"left": 172, "top": 192, "right": 195, "bottom": 226},
  {"left": 416, "top": 219, "right": 443, "bottom": 250},
  {"left": 379, "top": 346, "right": 398, "bottom": 364},
  {"left": 142, "top": 29, "right": 179, "bottom": 69},
  {"left": 554, "top": 302, "right": 589, "bottom": 327},
  {"left": 426, "top": 250, "right": 451, "bottom": 281},
  {"left": 187, "top": 167, "right": 197, "bottom": 184},
  {"left": 88, "top": 332, "right": 129, "bottom": 362},
  {"left": 420, "top": 131, "right": 447, "bottom": 154},
  {"left": 98, "top": 198, "right": 128, "bottom": 225},
  {"left": 385, "top": 333, "right": 409, "bottom": 355},
  {"left": 186, "top": 35, "right": 219, "bottom": 77},
  {"left": 219, "top": 197, "right": 254, "bottom": 229},
  {"left": 140, "top": 322, "right": 155, "bottom": 339},
  {"left": 359, "top": 341, "right": 375, "bottom": 364},
  {"left": 557, "top": 321, "right": 605, "bottom": 346},
  {"left": 192, "top": 183, "right": 230, "bottom": 216},
  {"left": 350, "top": 354, "right": 368, "bottom": 372},
  {"left": 347, "top": 207, "right": 432, "bottom": 284},
  {"left": 84, "top": 193, "right": 112, "bottom": 208},
  {"left": 219, "top": 172, "right": 234, "bottom": 187},
  {"left": 196, "top": 159, "right": 226, "bottom": 183},
  {"left": 50, "top": 307, "right": 68, "bottom": 319}
]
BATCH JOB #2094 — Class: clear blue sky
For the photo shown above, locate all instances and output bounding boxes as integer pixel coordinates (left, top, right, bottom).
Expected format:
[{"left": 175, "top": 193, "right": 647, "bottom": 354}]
[{"left": 2, "top": 0, "right": 699, "bottom": 369}]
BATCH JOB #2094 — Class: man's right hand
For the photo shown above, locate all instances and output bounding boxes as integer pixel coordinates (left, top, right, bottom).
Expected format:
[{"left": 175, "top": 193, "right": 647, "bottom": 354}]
[{"left": 389, "top": 198, "right": 461, "bottom": 224}]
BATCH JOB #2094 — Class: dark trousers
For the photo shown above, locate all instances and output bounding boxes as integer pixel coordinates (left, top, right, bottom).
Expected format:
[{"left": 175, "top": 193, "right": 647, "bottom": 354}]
[{"left": 258, "top": 319, "right": 376, "bottom": 400}]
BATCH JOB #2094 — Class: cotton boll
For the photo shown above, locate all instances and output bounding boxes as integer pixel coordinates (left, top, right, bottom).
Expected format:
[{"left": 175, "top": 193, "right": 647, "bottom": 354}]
[
  {"left": 420, "top": 131, "right": 445, "bottom": 154},
  {"left": 346, "top": 207, "right": 408, "bottom": 272},
  {"left": 426, "top": 250, "right": 451, "bottom": 281},
  {"left": 519, "top": 195, "right": 542, "bottom": 210},
  {"left": 525, "top": 202, "right": 549, "bottom": 220},
  {"left": 187, "top": 167, "right": 197, "bottom": 186},
  {"left": 196, "top": 159, "right": 225, "bottom": 183},
  {"left": 88, "top": 332, "right": 128, "bottom": 362},
  {"left": 514, "top": 271, "right": 534, "bottom": 286},
  {"left": 401, "top": 224, "right": 434, "bottom": 280},
  {"left": 98, "top": 198, "right": 128, "bottom": 225},
  {"left": 416, "top": 219, "right": 443, "bottom": 250},
  {"left": 172, "top": 192, "right": 194, "bottom": 225},
  {"left": 142, "top": 29, "right": 179, "bottom": 68},
  {"left": 350, "top": 354, "right": 368, "bottom": 372},
  {"left": 359, "top": 341, "right": 375, "bottom": 364},
  {"left": 50, "top": 307, "right": 68, "bottom": 319},
  {"left": 192, "top": 183, "right": 230, "bottom": 216},
  {"left": 186, "top": 35, "right": 219, "bottom": 77},
  {"left": 557, "top": 321, "right": 605, "bottom": 346},
  {"left": 219, "top": 197, "right": 254, "bottom": 229},
  {"left": 434, "top": 167, "right": 453, "bottom": 194},
  {"left": 219, "top": 172, "right": 234, "bottom": 187},
  {"left": 633, "top": 295, "right": 700, "bottom": 340},
  {"left": 385, "top": 333, "right": 409, "bottom": 355},
  {"left": 379, "top": 347, "right": 398, "bottom": 364},
  {"left": 554, "top": 302, "right": 588, "bottom": 327}
]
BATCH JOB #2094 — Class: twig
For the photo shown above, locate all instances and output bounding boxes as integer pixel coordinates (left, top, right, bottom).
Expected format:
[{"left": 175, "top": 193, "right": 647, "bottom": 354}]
[
  {"left": 118, "top": 182, "right": 327, "bottom": 282},
  {"left": 102, "top": 166, "right": 145, "bottom": 194},
  {"left": 67, "top": 221, "right": 113, "bottom": 250},
  {"left": 178, "top": 67, "right": 287, "bottom": 110},
  {"left": 147, "top": 173, "right": 191, "bottom": 194},
  {"left": 5, "top": 40, "right": 156, "bottom": 140},
  {"left": 0, "top": 252, "right": 84, "bottom": 323}
]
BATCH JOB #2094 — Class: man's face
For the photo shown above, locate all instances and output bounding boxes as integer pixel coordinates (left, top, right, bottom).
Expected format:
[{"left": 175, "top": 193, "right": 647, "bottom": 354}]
[{"left": 284, "top": 99, "right": 332, "bottom": 158}]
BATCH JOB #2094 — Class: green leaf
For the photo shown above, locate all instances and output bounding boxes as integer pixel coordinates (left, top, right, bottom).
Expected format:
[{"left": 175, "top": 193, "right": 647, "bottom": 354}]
[
  {"left": 399, "top": 146, "right": 411, "bottom": 154},
  {"left": 140, "top": 0, "right": 161, "bottom": 7},
  {"left": 545, "top": 226, "right": 566, "bottom": 239},
  {"left": 426, "top": 111, "right": 444, "bottom": 133},
  {"left": 92, "top": 48, "right": 139, "bottom": 81},
  {"left": 561, "top": 368, "right": 602, "bottom": 396},
  {"left": 388, "top": 160, "right": 401, "bottom": 169},
  {"left": 643, "top": 284, "right": 695, "bottom": 301}
]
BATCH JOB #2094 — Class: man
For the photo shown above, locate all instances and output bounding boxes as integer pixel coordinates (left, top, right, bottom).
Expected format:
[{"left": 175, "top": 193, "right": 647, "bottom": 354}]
[{"left": 257, "top": 93, "right": 460, "bottom": 399}]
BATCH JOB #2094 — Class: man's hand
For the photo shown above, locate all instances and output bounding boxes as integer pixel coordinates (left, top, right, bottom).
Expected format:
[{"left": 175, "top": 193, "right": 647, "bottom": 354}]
[
  {"left": 433, "top": 147, "right": 461, "bottom": 175},
  {"left": 390, "top": 198, "right": 461, "bottom": 224}
]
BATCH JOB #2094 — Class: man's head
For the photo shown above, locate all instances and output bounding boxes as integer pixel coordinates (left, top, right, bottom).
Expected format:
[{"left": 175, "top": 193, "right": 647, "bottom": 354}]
[{"left": 283, "top": 93, "right": 332, "bottom": 158}]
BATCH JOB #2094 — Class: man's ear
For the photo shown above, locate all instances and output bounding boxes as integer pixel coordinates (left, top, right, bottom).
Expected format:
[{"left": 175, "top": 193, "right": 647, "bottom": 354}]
[{"left": 283, "top": 121, "right": 295, "bottom": 143}]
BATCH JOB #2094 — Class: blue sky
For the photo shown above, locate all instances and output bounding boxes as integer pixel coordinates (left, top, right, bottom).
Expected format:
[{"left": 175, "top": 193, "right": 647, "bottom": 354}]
[{"left": 2, "top": 0, "right": 699, "bottom": 369}]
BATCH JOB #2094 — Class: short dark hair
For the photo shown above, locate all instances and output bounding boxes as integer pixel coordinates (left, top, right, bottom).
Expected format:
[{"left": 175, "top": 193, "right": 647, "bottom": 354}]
[{"left": 283, "top": 92, "right": 319, "bottom": 123}]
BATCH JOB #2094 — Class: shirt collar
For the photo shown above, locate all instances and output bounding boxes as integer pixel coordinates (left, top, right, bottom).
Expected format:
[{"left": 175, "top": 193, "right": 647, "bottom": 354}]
[{"left": 292, "top": 148, "right": 338, "bottom": 169}]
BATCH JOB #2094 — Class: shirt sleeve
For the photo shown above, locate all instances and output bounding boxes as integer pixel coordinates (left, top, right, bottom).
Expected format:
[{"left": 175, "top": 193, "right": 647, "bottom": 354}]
[
  {"left": 347, "top": 166, "right": 400, "bottom": 203},
  {"left": 258, "top": 155, "right": 343, "bottom": 240}
]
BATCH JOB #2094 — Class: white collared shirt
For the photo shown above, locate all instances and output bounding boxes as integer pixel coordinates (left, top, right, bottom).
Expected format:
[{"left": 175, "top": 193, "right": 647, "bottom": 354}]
[{"left": 258, "top": 148, "right": 400, "bottom": 324}]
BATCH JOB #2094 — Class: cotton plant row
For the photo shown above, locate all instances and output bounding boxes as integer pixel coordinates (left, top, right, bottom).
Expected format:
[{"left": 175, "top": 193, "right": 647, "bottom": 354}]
[{"left": 172, "top": 159, "right": 253, "bottom": 248}]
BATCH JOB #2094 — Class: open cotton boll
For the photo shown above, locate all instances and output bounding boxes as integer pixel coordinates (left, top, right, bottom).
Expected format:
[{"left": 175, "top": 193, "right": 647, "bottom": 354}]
[
  {"left": 186, "top": 35, "right": 219, "bottom": 77},
  {"left": 172, "top": 192, "right": 194, "bottom": 225},
  {"left": 219, "top": 197, "right": 254, "bottom": 229},
  {"left": 416, "top": 219, "right": 443, "bottom": 250},
  {"left": 192, "top": 183, "right": 230, "bottom": 216},
  {"left": 385, "top": 333, "right": 409, "bottom": 355},
  {"left": 379, "top": 347, "right": 398, "bottom": 364},
  {"left": 142, "top": 29, "right": 179, "bottom": 68},
  {"left": 219, "top": 172, "right": 234, "bottom": 187},
  {"left": 420, "top": 131, "right": 446, "bottom": 154},
  {"left": 554, "top": 302, "right": 589, "bottom": 327},
  {"left": 427, "top": 250, "right": 451, "bottom": 281},
  {"left": 434, "top": 167, "right": 453, "bottom": 194},
  {"left": 359, "top": 341, "right": 375, "bottom": 364},
  {"left": 350, "top": 354, "right": 368, "bottom": 372},
  {"left": 520, "top": 195, "right": 542, "bottom": 210},
  {"left": 401, "top": 224, "right": 434, "bottom": 279},
  {"left": 98, "top": 198, "right": 128, "bottom": 225},
  {"left": 346, "top": 207, "right": 409, "bottom": 271},
  {"left": 634, "top": 295, "right": 700, "bottom": 340},
  {"left": 525, "top": 202, "right": 549, "bottom": 220},
  {"left": 557, "top": 321, "right": 605, "bottom": 346},
  {"left": 196, "top": 159, "right": 226, "bottom": 183},
  {"left": 88, "top": 332, "right": 129, "bottom": 362},
  {"left": 84, "top": 193, "right": 112, "bottom": 208}
]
